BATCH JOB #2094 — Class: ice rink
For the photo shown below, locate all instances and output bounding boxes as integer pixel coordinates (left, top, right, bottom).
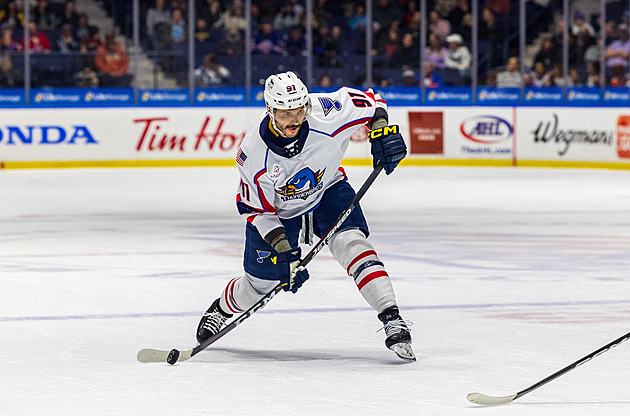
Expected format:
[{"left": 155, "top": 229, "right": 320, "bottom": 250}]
[{"left": 2, "top": 165, "right": 629, "bottom": 415}]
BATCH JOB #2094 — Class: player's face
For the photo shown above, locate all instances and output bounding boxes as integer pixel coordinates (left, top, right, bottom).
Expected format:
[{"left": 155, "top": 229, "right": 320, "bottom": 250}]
[{"left": 274, "top": 106, "right": 306, "bottom": 138}]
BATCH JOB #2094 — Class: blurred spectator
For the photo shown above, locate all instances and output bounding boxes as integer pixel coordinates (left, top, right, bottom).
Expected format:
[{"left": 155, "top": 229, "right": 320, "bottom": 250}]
[
  {"left": 0, "top": 51, "right": 18, "bottom": 86},
  {"left": 479, "top": 7, "right": 501, "bottom": 42},
  {"left": 530, "top": 61, "right": 551, "bottom": 87},
  {"left": 319, "top": 74, "right": 332, "bottom": 87},
  {"left": 75, "top": 13, "right": 90, "bottom": 41},
  {"left": 444, "top": 33, "right": 471, "bottom": 83},
  {"left": 254, "top": 22, "right": 282, "bottom": 55},
  {"left": 56, "top": 24, "right": 80, "bottom": 53},
  {"left": 484, "top": 0, "right": 510, "bottom": 16},
  {"left": 485, "top": 69, "right": 497, "bottom": 86},
  {"left": 424, "top": 33, "right": 447, "bottom": 69},
  {"left": 391, "top": 32, "right": 419, "bottom": 68},
  {"left": 32, "top": 0, "right": 57, "bottom": 31},
  {"left": 549, "top": 63, "right": 572, "bottom": 87},
  {"left": 74, "top": 66, "right": 99, "bottom": 87},
  {"left": 57, "top": 1, "right": 79, "bottom": 32},
  {"left": 479, "top": 7, "right": 503, "bottom": 67},
  {"left": 428, "top": 10, "right": 451, "bottom": 40},
  {"left": 376, "top": 27, "right": 400, "bottom": 58},
  {"left": 288, "top": 0, "right": 305, "bottom": 21},
  {"left": 195, "top": 17, "right": 211, "bottom": 43},
  {"left": 146, "top": 0, "right": 171, "bottom": 39},
  {"left": 83, "top": 25, "right": 102, "bottom": 52},
  {"left": 604, "top": 20, "right": 617, "bottom": 45},
  {"left": 194, "top": 53, "right": 231, "bottom": 86},
  {"left": 609, "top": 64, "right": 628, "bottom": 87},
  {"left": 423, "top": 61, "right": 444, "bottom": 88},
  {"left": 373, "top": 0, "right": 401, "bottom": 33},
  {"left": 171, "top": 9, "right": 186, "bottom": 44},
  {"left": 497, "top": 56, "right": 523, "bottom": 87},
  {"left": 21, "top": 22, "right": 51, "bottom": 53},
  {"left": 585, "top": 61, "right": 600, "bottom": 87},
  {"left": 605, "top": 24, "right": 630, "bottom": 71},
  {"left": 273, "top": 4, "right": 300, "bottom": 31},
  {"left": 447, "top": 0, "right": 469, "bottom": 34},
  {"left": 402, "top": 1, "right": 417, "bottom": 29},
  {"left": 216, "top": 0, "right": 246, "bottom": 48},
  {"left": 95, "top": 33, "right": 132, "bottom": 87},
  {"left": 569, "top": 67, "right": 582, "bottom": 87},
  {"left": 459, "top": 13, "right": 472, "bottom": 45},
  {"left": 1, "top": 27, "right": 19, "bottom": 51},
  {"left": 201, "top": 0, "right": 223, "bottom": 29},
  {"left": 401, "top": 68, "right": 417, "bottom": 86},
  {"left": 316, "top": 25, "right": 342, "bottom": 67},
  {"left": 0, "top": 1, "right": 24, "bottom": 31},
  {"left": 534, "top": 37, "right": 558, "bottom": 71},
  {"left": 348, "top": 4, "right": 366, "bottom": 31},
  {"left": 283, "top": 26, "right": 305, "bottom": 57},
  {"left": 571, "top": 11, "right": 594, "bottom": 37}
]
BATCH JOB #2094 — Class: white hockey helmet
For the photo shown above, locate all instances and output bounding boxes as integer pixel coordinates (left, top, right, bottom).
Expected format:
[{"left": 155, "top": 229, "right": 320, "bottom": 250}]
[{"left": 264, "top": 71, "right": 312, "bottom": 124}]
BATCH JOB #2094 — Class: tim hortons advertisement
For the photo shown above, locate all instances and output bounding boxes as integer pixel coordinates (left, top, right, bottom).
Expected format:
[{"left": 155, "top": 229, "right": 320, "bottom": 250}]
[
  {"left": 442, "top": 107, "right": 514, "bottom": 159},
  {"left": 517, "top": 108, "right": 620, "bottom": 162}
]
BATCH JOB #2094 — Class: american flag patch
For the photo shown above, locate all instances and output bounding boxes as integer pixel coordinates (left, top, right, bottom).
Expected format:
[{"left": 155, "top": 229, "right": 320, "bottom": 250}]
[{"left": 236, "top": 148, "right": 247, "bottom": 166}]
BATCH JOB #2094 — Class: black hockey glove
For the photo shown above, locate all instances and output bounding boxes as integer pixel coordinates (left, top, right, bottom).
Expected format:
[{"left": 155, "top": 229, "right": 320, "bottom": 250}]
[
  {"left": 369, "top": 125, "right": 407, "bottom": 175},
  {"left": 275, "top": 247, "right": 309, "bottom": 294}
]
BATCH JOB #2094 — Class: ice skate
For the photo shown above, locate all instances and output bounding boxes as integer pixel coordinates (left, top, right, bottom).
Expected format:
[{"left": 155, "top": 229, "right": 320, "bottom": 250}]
[
  {"left": 378, "top": 306, "right": 415, "bottom": 361},
  {"left": 196, "top": 298, "right": 232, "bottom": 344}
]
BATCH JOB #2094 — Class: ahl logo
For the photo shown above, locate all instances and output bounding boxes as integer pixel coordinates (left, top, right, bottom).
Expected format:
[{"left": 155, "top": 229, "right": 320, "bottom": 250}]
[
  {"left": 318, "top": 97, "right": 342, "bottom": 116},
  {"left": 460, "top": 115, "right": 513, "bottom": 144},
  {"left": 276, "top": 167, "right": 325, "bottom": 201}
]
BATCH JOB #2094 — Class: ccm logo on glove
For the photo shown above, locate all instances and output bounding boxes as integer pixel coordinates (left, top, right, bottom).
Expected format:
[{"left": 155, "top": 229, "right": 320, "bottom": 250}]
[
  {"left": 369, "top": 125, "right": 399, "bottom": 139},
  {"left": 369, "top": 125, "right": 407, "bottom": 175}
]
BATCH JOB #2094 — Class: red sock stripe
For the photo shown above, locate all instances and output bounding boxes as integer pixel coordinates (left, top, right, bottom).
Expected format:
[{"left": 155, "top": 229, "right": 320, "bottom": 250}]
[
  {"left": 223, "top": 277, "right": 243, "bottom": 313},
  {"left": 346, "top": 250, "right": 377, "bottom": 275},
  {"left": 357, "top": 270, "right": 389, "bottom": 290}
]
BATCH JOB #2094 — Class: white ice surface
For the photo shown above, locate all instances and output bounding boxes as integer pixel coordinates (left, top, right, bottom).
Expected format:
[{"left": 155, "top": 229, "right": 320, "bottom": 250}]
[{"left": 1, "top": 166, "right": 629, "bottom": 415}]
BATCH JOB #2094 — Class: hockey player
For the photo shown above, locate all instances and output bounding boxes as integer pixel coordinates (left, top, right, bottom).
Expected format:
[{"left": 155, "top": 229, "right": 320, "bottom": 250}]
[{"left": 196, "top": 71, "right": 414, "bottom": 360}]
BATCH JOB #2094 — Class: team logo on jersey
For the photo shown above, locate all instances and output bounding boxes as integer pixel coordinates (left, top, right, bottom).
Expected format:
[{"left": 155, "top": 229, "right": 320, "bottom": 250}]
[
  {"left": 318, "top": 97, "right": 342, "bottom": 116},
  {"left": 276, "top": 167, "right": 325, "bottom": 201},
  {"left": 256, "top": 250, "right": 271, "bottom": 263}
]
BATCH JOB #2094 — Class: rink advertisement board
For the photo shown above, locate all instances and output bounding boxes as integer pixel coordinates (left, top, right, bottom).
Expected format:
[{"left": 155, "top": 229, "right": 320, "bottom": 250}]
[
  {"left": 0, "top": 106, "right": 629, "bottom": 169},
  {"left": 516, "top": 108, "right": 624, "bottom": 163}
]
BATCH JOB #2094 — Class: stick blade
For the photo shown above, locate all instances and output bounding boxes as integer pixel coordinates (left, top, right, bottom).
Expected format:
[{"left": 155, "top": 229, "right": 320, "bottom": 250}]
[
  {"left": 467, "top": 392, "right": 517, "bottom": 406},
  {"left": 137, "top": 348, "right": 192, "bottom": 363}
]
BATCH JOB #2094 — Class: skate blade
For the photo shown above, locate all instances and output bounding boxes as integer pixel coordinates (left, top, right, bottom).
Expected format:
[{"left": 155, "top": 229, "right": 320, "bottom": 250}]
[{"left": 391, "top": 343, "right": 416, "bottom": 361}]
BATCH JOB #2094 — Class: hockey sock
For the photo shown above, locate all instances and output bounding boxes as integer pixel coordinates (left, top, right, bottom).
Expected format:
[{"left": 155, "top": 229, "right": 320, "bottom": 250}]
[
  {"left": 219, "top": 274, "right": 278, "bottom": 314},
  {"left": 328, "top": 229, "right": 396, "bottom": 312}
]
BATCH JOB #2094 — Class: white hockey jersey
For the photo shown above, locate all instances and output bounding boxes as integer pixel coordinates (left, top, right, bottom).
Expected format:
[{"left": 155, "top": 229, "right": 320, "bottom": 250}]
[{"left": 235, "top": 87, "right": 386, "bottom": 239}]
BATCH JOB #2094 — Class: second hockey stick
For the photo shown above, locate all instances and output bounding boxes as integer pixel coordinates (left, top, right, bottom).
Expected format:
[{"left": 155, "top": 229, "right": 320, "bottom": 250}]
[
  {"left": 467, "top": 330, "right": 630, "bottom": 406},
  {"left": 137, "top": 164, "right": 384, "bottom": 364}
]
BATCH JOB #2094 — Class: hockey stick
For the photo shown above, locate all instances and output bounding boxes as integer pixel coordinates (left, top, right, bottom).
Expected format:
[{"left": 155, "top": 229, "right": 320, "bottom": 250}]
[
  {"left": 137, "top": 164, "right": 384, "bottom": 364},
  {"left": 467, "top": 330, "right": 630, "bottom": 406}
]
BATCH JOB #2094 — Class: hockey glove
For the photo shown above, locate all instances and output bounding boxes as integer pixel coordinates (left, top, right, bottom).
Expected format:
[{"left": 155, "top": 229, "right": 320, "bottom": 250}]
[
  {"left": 369, "top": 125, "right": 407, "bottom": 175},
  {"left": 275, "top": 247, "right": 309, "bottom": 294}
]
